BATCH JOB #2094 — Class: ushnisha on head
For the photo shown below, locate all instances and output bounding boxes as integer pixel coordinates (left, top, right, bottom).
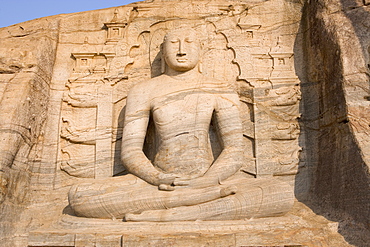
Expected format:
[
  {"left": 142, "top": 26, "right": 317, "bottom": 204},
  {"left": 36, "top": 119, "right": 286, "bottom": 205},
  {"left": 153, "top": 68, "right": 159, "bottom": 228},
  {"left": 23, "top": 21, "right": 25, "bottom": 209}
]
[{"left": 161, "top": 27, "right": 202, "bottom": 73}]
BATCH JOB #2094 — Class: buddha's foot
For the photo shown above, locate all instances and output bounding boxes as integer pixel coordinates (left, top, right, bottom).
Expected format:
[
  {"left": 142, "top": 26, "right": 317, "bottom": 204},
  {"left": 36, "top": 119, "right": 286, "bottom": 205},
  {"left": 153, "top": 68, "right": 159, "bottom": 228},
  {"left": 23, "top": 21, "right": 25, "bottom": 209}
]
[
  {"left": 220, "top": 185, "right": 237, "bottom": 197},
  {"left": 125, "top": 185, "right": 238, "bottom": 222},
  {"left": 125, "top": 205, "right": 201, "bottom": 222},
  {"left": 157, "top": 184, "right": 236, "bottom": 209},
  {"left": 125, "top": 211, "right": 155, "bottom": 222}
]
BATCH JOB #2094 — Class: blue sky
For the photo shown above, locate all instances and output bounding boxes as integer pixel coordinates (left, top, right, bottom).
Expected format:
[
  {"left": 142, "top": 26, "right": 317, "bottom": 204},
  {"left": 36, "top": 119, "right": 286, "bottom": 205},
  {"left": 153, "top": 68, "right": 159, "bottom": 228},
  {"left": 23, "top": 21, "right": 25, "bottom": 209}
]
[{"left": 0, "top": 0, "right": 138, "bottom": 28}]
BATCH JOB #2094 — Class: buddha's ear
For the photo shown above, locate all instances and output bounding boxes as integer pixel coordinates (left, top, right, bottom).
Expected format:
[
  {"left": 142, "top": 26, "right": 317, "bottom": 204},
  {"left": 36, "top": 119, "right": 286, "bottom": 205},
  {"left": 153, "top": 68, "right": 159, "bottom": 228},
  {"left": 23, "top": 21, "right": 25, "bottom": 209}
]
[
  {"left": 198, "top": 41, "right": 204, "bottom": 73},
  {"left": 160, "top": 43, "right": 166, "bottom": 74}
]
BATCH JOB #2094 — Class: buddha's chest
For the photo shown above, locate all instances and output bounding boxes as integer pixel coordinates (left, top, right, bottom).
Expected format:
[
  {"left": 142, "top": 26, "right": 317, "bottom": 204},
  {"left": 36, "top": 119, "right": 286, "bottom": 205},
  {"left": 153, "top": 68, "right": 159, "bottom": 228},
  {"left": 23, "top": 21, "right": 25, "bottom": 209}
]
[{"left": 151, "top": 91, "right": 215, "bottom": 130}]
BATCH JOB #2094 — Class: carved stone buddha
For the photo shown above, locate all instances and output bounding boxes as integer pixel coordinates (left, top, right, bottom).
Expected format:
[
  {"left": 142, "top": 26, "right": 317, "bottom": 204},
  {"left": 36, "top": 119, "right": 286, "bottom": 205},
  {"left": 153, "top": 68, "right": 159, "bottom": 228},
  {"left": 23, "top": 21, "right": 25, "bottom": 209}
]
[{"left": 68, "top": 27, "right": 294, "bottom": 221}]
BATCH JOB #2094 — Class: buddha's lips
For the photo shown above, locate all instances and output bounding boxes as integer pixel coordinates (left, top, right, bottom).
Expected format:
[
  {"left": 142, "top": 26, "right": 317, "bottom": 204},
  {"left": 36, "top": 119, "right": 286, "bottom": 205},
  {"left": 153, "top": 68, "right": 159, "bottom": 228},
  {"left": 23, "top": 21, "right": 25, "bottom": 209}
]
[{"left": 176, "top": 58, "right": 188, "bottom": 62}]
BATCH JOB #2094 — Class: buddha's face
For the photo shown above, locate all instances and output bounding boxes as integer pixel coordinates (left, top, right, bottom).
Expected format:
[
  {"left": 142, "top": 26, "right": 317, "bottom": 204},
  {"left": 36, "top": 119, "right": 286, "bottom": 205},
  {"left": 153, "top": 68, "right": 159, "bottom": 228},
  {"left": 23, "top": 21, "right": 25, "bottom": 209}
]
[{"left": 163, "top": 29, "right": 200, "bottom": 72}]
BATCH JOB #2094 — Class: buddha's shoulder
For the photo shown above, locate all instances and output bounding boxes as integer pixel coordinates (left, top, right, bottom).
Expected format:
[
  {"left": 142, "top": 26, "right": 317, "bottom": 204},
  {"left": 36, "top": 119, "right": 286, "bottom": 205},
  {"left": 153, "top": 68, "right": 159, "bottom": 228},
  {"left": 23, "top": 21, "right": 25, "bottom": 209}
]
[
  {"left": 200, "top": 76, "right": 236, "bottom": 92},
  {"left": 127, "top": 76, "right": 165, "bottom": 95}
]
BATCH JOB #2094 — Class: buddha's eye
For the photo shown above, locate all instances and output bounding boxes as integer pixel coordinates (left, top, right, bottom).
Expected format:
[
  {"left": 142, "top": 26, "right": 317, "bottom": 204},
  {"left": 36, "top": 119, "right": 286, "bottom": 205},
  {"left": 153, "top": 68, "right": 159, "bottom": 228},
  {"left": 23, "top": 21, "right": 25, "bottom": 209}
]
[
  {"left": 185, "top": 38, "right": 194, "bottom": 43},
  {"left": 171, "top": 40, "right": 179, "bottom": 43}
]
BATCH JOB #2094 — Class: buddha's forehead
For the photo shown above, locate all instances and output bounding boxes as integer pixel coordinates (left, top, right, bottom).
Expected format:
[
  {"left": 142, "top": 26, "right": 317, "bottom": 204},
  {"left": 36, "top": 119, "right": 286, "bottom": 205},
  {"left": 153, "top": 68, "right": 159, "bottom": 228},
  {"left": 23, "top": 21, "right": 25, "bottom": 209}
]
[{"left": 164, "top": 28, "right": 198, "bottom": 41}]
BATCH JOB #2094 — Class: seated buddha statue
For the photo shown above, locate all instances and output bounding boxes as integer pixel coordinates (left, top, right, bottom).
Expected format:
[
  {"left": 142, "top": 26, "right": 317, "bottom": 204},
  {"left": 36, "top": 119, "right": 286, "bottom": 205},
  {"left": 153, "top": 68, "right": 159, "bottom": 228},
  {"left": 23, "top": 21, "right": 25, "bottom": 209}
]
[{"left": 68, "top": 27, "right": 294, "bottom": 221}]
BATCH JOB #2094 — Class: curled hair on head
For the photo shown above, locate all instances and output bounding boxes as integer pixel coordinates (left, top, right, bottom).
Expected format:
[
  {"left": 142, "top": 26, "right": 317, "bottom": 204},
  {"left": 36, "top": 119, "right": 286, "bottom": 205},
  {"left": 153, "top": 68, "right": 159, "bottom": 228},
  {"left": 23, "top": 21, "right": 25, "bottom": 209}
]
[{"left": 163, "top": 26, "right": 199, "bottom": 43}]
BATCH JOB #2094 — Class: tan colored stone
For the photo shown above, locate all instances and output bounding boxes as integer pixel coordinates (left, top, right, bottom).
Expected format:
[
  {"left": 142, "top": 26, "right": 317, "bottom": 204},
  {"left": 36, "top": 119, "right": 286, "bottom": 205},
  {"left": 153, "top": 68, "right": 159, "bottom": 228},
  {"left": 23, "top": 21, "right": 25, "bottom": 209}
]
[
  {"left": 0, "top": 0, "right": 369, "bottom": 246},
  {"left": 122, "top": 234, "right": 236, "bottom": 247}
]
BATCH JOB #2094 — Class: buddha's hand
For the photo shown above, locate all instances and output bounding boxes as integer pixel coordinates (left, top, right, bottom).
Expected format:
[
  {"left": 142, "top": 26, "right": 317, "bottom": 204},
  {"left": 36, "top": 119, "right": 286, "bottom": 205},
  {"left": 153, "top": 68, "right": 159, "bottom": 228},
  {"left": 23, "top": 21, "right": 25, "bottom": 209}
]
[
  {"left": 173, "top": 176, "right": 217, "bottom": 189},
  {"left": 157, "top": 173, "right": 180, "bottom": 191},
  {"left": 157, "top": 173, "right": 195, "bottom": 191}
]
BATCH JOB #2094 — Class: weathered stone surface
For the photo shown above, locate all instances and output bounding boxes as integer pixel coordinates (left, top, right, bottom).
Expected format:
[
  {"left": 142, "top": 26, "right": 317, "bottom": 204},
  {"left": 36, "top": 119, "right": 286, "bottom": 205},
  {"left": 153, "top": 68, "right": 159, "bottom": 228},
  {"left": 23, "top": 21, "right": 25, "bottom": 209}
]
[
  {"left": 27, "top": 203, "right": 350, "bottom": 247},
  {"left": 0, "top": 16, "right": 59, "bottom": 246},
  {"left": 0, "top": 0, "right": 369, "bottom": 246},
  {"left": 299, "top": 0, "right": 370, "bottom": 246}
]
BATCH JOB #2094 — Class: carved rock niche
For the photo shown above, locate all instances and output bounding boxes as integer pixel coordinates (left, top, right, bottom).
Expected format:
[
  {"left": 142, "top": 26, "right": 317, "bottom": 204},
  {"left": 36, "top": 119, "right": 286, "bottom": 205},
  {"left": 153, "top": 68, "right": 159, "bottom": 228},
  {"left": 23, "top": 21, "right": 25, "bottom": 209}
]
[
  {"left": 71, "top": 52, "right": 115, "bottom": 74},
  {"left": 104, "top": 9, "right": 127, "bottom": 44}
]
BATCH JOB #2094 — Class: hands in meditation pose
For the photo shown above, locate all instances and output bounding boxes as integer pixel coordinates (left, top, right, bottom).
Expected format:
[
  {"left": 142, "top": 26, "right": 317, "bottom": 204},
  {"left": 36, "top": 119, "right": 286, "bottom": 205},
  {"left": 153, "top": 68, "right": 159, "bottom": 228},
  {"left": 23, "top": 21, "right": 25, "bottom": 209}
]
[{"left": 68, "top": 27, "right": 294, "bottom": 221}]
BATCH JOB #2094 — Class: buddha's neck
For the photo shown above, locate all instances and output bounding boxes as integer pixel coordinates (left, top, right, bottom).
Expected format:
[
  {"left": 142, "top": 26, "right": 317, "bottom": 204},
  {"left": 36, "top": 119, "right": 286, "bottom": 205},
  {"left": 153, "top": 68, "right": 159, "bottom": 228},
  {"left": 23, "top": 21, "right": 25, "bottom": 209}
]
[{"left": 165, "top": 67, "right": 200, "bottom": 81}]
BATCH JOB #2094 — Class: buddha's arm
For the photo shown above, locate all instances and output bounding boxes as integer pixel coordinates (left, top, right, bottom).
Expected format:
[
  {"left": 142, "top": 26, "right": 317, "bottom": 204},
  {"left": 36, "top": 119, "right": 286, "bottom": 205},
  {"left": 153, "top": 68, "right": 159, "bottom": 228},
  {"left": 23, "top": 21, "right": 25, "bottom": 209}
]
[
  {"left": 174, "top": 91, "right": 244, "bottom": 188},
  {"left": 121, "top": 85, "right": 176, "bottom": 186},
  {"left": 203, "top": 91, "right": 244, "bottom": 182}
]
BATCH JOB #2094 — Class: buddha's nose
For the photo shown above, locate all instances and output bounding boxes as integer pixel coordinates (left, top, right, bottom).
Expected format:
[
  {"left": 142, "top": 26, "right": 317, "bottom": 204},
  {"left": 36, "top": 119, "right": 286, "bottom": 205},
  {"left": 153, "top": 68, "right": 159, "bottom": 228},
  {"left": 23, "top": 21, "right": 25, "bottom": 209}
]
[{"left": 177, "top": 41, "right": 186, "bottom": 56}]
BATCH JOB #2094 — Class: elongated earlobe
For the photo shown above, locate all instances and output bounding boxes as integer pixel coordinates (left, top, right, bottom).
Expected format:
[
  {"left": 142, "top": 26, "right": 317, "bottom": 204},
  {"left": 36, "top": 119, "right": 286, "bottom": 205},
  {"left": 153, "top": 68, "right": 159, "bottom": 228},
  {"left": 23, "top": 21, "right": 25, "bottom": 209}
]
[
  {"left": 198, "top": 42, "right": 204, "bottom": 73},
  {"left": 161, "top": 44, "right": 166, "bottom": 74},
  {"left": 161, "top": 56, "right": 166, "bottom": 74}
]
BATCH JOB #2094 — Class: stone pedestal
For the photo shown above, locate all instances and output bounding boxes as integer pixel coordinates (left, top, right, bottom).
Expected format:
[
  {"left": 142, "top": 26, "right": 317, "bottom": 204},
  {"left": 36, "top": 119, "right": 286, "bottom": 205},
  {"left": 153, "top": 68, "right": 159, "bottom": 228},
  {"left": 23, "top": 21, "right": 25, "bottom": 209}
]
[{"left": 27, "top": 203, "right": 348, "bottom": 247}]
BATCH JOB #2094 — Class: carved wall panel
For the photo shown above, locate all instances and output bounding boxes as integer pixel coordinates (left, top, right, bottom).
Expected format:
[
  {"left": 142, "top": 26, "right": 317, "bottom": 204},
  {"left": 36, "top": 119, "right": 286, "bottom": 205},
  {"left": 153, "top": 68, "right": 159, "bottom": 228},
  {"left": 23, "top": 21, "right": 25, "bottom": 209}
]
[
  {"left": 60, "top": 102, "right": 96, "bottom": 178},
  {"left": 61, "top": 77, "right": 116, "bottom": 178}
]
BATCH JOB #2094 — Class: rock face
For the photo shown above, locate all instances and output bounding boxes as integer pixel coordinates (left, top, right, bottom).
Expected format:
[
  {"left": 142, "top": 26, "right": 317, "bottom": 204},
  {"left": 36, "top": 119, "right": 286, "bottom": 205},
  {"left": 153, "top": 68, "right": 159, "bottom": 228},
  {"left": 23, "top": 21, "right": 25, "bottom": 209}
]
[
  {"left": 300, "top": 0, "right": 370, "bottom": 245},
  {"left": 0, "top": 0, "right": 369, "bottom": 246}
]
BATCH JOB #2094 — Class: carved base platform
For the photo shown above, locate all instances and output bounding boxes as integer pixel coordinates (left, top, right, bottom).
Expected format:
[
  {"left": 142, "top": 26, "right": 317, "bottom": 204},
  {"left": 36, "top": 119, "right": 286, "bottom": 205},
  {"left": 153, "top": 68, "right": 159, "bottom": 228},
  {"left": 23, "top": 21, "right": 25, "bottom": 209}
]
[{"left": 27, "top": 203, "right": 349, "bottom": 247}]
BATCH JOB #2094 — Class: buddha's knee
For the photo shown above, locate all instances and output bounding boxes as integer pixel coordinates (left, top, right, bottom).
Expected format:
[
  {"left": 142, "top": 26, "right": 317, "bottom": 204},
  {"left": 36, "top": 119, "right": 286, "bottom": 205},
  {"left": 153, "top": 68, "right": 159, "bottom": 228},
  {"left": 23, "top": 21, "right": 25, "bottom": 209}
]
[
  {"left": 67, "top": 176, "right": 144, "bottom": 218},
  {"left": 68, "top": 183, "right": 90, "bottom": 217},
  {"left": 246, "top": 179, "right": 294, "bottom": 218},
  {"left": 68, "top": 183, "right": 109, "bottom": 218}
]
